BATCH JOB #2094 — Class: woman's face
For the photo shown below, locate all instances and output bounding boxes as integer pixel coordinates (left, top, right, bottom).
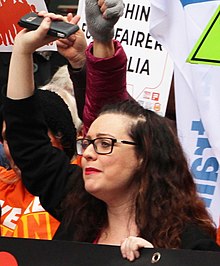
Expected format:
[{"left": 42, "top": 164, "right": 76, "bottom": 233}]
[{"left": 81, "top": 113, "right": 140, "bottom": 204}]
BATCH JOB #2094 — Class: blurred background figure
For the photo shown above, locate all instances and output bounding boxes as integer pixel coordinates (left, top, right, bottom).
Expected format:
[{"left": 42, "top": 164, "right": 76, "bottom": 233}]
[{"left": 0, "top": 66, "right": 81, "bottom": 239}]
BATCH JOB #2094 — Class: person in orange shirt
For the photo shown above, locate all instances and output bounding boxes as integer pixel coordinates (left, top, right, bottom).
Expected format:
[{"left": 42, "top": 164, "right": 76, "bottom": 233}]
[
  {"left": 0, "top": 75, "right": 81, "bottom": 239},
  {"left": 0, "top": 164, "right": 59, "bottom": 239}
]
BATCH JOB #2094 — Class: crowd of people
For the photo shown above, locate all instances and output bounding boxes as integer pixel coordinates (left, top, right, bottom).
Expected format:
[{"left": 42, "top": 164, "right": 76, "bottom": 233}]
[{"left": 0, "top": 0, "right": 220, "bottom": 262}]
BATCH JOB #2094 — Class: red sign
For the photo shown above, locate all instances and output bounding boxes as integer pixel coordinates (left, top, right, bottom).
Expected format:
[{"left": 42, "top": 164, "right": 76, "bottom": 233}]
[{"left": 0, "top": 0, "right": 37, "bottom": 46}]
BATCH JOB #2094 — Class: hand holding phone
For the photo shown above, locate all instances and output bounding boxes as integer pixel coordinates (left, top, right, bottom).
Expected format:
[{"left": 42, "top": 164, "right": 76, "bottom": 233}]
[{"left": 18, "top": 12, "right": 79, "bottom": 38}]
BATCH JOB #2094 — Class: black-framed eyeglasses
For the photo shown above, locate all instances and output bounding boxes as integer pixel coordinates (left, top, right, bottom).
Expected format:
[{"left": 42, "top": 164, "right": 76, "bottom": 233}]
[{"left": 76, "top": 137, "right": 137, "bottom": 155}]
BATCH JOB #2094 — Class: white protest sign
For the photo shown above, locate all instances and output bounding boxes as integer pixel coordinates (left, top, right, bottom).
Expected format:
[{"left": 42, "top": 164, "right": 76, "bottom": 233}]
[
  {"left": 77, "top": 0, "right": 173, "bottom": 116},
  {"left": 0, "top": 0, "right": 56, "bottom": 52}
]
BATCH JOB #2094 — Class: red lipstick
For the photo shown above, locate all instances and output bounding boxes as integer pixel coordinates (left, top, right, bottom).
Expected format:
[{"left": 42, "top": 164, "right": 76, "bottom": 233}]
[{"left": 85, "top": 167, "right": 101, "bottom": 175}]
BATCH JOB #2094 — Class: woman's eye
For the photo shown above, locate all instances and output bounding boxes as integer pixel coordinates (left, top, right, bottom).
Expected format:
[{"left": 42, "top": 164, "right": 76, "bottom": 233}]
[
  {"left": 100, "top": 140, "right": 111, "bottom": 148},
  {"left": 82, "top": 140, "right": 89, "bottom": 149},
  {"left": 82, "top": 144, "right": 87, "bottom": 149}
]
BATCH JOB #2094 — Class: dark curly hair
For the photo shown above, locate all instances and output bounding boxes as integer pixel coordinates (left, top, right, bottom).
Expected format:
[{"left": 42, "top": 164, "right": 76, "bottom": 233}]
[{"left": 62, "top": 100, "right": 216, "bottom": 247}]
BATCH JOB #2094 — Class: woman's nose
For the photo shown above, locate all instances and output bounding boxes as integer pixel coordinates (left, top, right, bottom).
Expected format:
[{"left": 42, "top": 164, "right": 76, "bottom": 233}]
[{"left": 82, "top": 143, "right": 97, "bottom": 160}]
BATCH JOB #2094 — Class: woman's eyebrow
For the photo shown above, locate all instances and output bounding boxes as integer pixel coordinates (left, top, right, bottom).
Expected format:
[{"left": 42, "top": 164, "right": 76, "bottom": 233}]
[
  {"left": 96, "top": 133, "right": 116, "bottom": 138},
  {"left": 85, "top": 133, "right": 114, "bottom": 138}
]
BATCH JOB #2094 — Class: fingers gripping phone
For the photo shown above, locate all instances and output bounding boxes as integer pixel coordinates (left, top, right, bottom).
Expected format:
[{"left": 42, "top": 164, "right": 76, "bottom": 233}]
[{"left": 18, "top": 12, "right": 79, "bottom": 38}]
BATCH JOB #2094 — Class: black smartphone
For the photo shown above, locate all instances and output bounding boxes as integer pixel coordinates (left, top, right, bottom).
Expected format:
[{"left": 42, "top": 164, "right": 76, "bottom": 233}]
[{"left": 18, "top": 12, "right": 79, "bottom": 38}]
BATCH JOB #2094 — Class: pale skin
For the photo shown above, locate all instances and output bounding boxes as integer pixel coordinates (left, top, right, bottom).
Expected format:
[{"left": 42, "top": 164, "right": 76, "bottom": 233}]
[
  {"left": 6, "top": 2, "right": 153, "bottom": 261},
  {"left": 82, "top": 114, "right": 139, "bottom": 246}
]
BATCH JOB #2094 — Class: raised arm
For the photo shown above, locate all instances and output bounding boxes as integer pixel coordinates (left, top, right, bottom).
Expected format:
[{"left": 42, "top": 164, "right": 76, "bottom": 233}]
[
  {"left": 7, "top": 16, "right": 56, "bottom": 99},
  {"left": 56, "top": 14, "right": 87, "bottom": 121},
  {"left": 56, "top": 0, "right": 131, "bottom": 132},
  {"left": 4, "top": 14, "right": 82, "bottom": 214},
  {"left": 83, "top": 0, "right": 130, "bottom": 134}
]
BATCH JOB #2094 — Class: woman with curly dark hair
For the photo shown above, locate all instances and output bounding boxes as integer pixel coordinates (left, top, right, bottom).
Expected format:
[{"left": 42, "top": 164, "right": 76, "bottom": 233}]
[
  {"left": 91, "top": 100, "right": 218, "bottom": 258},
  {"left": 69, "top": 99, "right": 218, "bottom": 258}
]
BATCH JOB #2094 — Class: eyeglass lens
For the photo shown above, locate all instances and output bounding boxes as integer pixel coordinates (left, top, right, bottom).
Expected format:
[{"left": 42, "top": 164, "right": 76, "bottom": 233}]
[{"left": 77, "top": 138, "right": 114, "bottom": 155}]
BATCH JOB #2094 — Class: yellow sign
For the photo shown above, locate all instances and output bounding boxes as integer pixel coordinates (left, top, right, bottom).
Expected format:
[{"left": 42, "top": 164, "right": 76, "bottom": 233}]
[{"left": 187, "top": 5, "right": 220, "bottom": 66}]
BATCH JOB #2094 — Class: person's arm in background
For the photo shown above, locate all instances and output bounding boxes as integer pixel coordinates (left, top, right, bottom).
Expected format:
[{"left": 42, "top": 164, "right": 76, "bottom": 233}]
[
  {"left": 83, "top": 0, "right": 131, "bottom": 134},
  {"left": 56, "top": 14, "right": 87, "bottom": 121},
  {"left": 68, "top": 64, "right": 86, "bottom": 122}
]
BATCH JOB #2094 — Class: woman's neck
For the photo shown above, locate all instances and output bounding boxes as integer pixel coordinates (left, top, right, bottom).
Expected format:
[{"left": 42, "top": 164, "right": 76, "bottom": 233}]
[{"left": 97, "top": 203, "right": 138, "bottom": 245}]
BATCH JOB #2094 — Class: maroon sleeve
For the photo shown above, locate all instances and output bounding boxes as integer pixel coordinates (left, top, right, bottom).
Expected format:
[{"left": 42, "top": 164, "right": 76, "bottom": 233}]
[{"left": 83, "top": 40, "right": 130, "bottom": 134}]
